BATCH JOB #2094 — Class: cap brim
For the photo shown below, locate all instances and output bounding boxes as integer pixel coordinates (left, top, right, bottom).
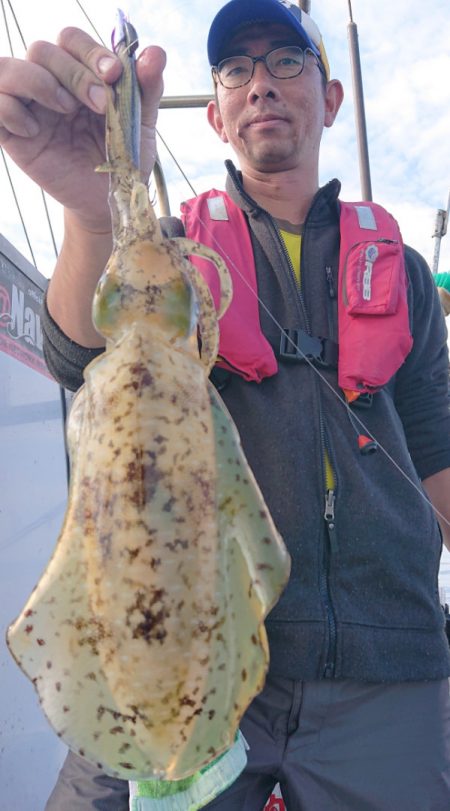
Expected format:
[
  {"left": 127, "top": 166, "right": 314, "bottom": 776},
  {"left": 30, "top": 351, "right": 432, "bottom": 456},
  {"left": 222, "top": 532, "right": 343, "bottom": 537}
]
[{"left": 207, "top": 0, "right": 320, "bottom": 66}]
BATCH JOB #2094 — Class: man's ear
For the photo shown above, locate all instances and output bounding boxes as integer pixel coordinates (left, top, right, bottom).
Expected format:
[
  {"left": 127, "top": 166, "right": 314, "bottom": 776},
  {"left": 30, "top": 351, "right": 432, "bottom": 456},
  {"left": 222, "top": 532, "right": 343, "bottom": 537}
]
[
  {"left": 324, "top": 79, "right": 344, "bottom": 128},
  {"left": 207, "top": 99, "right": 229, "bottom": 144}
]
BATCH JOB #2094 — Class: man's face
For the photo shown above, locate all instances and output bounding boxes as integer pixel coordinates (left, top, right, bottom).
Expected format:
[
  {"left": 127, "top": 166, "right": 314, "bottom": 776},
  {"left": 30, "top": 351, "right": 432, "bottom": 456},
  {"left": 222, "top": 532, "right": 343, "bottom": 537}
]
[{"left": 208, "top": 22, "right": 339, "bottom": 175}]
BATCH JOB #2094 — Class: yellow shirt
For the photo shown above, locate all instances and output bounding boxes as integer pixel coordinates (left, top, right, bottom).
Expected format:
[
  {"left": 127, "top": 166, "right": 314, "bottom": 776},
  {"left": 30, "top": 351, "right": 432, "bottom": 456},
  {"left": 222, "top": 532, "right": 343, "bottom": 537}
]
[
  {"left": 279, "top": 228, "right": 302, "bottom": 285},
  {"left": 279, "top": 227, "right": 335, "bottom": 491}
]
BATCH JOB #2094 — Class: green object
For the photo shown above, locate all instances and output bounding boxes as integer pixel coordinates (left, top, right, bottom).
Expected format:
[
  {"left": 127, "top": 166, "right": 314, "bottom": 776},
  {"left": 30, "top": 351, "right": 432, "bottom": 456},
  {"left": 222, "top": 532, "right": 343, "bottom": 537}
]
[
  {"left": 129, "top": 732, "right": 247, "bottom": 810},
  {"left": 434, "top": 272, "right": 450, "bottom": 293}
]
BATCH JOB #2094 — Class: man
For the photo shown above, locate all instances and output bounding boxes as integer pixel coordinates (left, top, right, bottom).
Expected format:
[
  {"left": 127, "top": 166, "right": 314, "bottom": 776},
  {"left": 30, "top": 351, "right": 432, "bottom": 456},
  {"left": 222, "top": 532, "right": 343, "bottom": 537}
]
[{"left": 1, "top": 0, "right": 450, "bottom": 808}]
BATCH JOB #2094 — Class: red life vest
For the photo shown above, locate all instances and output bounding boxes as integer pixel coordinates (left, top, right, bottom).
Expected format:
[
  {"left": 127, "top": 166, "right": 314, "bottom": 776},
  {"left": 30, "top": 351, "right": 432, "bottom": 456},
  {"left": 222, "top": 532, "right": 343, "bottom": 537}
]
[{"left": 180, "top": 191, "right": 413, "bottom": 398}]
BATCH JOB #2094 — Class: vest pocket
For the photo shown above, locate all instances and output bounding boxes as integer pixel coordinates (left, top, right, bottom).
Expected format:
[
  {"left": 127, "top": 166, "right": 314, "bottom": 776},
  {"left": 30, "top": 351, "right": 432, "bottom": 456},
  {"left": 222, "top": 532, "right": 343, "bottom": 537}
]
[{"left": 342, "top": 239, "right": 402, "bottom": 315}]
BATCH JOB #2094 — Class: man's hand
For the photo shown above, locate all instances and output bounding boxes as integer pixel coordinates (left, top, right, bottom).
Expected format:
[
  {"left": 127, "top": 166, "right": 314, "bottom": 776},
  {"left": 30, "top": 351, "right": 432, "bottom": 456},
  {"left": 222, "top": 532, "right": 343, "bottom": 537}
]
[
  {"left": 0, "top": 29, "right": 166, "bottom": 233},
  {"left": 437, "top": 287, "right": 450, "bottom": 317},
  {"left": 423, "top": 468, "right": 450, "bottom": 552},
  {"left": 0, "top": 27, "right": 167, "bottom": 348}
]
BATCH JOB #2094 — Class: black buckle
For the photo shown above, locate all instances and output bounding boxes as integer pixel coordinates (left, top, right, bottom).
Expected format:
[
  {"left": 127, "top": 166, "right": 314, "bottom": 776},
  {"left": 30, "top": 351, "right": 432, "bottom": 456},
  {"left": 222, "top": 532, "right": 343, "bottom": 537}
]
[
  {"left": 279, "top": 328, "right": 326, "bottom": 365},
  {"left": 351, "top": 392, "right": 373, "bottom": 409}
]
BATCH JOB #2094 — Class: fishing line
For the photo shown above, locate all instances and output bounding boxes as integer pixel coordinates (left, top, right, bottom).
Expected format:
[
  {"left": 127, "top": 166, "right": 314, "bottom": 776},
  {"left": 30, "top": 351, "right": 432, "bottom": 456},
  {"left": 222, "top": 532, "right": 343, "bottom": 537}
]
[
  {"left": 5, "top": 0, "right": 25, "bottom": 49},
  {"left": 2, "top": 0, "right": 60, "bottom": 262},
  {"left": 0, "top": 0, "right": 13, "bottom": 52},
  {"left": 74, "top": 0, "right": 105, "bottom": 46},
  {"left": 72, "top": 0, "right": 450, "bottom": 532},
  {"left": 156, "top": 129, "right": 198, "bottom": 199},
  {"left": 4, "top": 0, "right": 71, "bottom": 486},
  {"left": 70, "top": 2, "right": 197, "bottom": 201},
  {"left": 0, "top": 0, "right": 39, "bottom": 265},
  {"left": 184, "top": 207, "right": 450, "bottom": 530},
  {"left": 0, "top": 148, "right": 38, "bottom": 267},
  {"left": 4, "top": 0, "right": 447, "bottom": 529}
]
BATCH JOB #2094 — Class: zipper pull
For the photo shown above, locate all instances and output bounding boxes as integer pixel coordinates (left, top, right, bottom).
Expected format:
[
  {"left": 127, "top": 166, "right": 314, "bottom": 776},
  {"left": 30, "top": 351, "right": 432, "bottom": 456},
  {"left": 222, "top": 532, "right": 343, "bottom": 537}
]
[
  {"left": 325, "top": 266, "right": 336, "bottom": 299},
  {"left": 324, "top": 489, "right": 335, "bottom": 527}
]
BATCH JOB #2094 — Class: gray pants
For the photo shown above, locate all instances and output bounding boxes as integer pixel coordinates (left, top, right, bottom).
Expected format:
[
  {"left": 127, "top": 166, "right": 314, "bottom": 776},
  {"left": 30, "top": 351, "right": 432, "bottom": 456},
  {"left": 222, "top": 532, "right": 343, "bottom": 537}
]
[{"left": 46, "top": 676, "right": 450, "bottom": 811}]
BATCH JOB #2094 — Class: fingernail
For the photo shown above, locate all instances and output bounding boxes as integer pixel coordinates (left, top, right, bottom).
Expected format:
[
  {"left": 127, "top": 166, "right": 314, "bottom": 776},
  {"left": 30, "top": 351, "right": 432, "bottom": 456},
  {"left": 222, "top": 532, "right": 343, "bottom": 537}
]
[
  {"left": 25, "top": 117, "right": 40, "bottom": 137},
  {"left": 56, "top": 86, "right": 77, "bottom": 112},
  {"left": 98, "top": 55, "right": 117, "bottom": 75},
  {"left": 88, "top": 84, "right": 107, "bottom": 113}
]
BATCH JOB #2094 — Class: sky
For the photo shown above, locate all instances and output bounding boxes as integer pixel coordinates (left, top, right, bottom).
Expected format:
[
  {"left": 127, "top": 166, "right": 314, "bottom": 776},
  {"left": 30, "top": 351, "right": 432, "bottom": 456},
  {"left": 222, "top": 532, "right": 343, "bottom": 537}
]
[{"left": 0, "top": 0, "right": 449, "bottom": 280}]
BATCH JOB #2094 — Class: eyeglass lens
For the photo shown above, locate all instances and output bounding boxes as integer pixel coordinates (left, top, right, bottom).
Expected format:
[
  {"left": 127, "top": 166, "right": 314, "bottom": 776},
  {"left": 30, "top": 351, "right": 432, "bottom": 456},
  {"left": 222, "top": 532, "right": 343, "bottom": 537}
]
[{"left": 216, "top": 46, "right": 308, "bottom": 88}]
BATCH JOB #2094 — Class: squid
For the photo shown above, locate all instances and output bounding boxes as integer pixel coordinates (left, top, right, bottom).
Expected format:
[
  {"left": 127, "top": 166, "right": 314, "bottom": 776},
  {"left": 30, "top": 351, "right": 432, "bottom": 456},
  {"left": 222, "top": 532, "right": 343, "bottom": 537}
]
[{"left": 7, "top": 10, "right": 290, "bottom": 791}]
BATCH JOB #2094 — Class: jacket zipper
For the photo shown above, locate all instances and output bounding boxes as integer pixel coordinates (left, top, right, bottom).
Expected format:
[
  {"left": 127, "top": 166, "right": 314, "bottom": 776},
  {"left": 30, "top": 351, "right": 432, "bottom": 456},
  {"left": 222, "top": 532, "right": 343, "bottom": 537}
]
[
  {"left": 320, "top": 265, "right": 339, "bottom": 677},
  {"left": 319, "top": 403, "right": 338, "bottom": 678},
  {"left": 272, "top": 213, "right": 337, "bottom": 678},
  {"left": 272, "top": 213, "right": 339, "bottom": 676},
  {"left": 270, "top": 217, "right": 311, "bottom": 332},
  {"left": 260, "top": 205, "right": 339, "bottom": 678},
  {"left": 322, "top": 488, "right": 337, "bottom": 677}
]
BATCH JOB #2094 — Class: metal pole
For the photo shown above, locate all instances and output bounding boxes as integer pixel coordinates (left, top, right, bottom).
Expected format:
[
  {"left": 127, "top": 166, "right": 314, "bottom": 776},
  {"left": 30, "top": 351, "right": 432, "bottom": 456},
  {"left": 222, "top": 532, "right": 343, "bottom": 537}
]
[
  {"left": 154, "top": 95, "right": 215, "bottom": 213},
  {"left": 431, "top": 192, "right": 449, "bottom": 275},
  {"left": 159, "top": 95, "right": 212, "bottom": 109},
  {"left": 152, "top": 154, "right": 172, "bottom": 217},
  {"left": 347, "top": 0, "right": 372, "bottom": 201}
]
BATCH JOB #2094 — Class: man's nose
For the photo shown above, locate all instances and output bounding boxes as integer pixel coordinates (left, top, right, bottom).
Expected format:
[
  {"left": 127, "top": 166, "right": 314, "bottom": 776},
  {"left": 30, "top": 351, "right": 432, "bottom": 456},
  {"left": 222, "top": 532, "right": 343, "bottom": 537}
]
[{"left": 247, "top": 60, "right": 278, "bottom": 100}]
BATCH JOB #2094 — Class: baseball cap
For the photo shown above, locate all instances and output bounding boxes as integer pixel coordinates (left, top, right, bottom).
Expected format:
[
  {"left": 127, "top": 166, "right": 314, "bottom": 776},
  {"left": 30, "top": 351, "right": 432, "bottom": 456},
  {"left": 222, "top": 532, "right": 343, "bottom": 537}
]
[{"left": 207, "top": 0, "right": 330, "bottom": 81}]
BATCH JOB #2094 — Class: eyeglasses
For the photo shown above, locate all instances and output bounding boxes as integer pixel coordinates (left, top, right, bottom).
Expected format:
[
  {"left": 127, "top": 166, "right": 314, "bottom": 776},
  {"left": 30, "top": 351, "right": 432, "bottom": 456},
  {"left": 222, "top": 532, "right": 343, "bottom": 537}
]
[{"left": 212, "top": 45, "right": 324, "bottom": 90}]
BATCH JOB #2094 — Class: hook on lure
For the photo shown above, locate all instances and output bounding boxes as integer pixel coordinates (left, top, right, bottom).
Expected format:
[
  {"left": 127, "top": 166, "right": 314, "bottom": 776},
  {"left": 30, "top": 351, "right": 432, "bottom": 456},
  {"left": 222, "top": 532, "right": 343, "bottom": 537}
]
[{"left": 112, "top": 8, "right": 139, "bottom": 57}]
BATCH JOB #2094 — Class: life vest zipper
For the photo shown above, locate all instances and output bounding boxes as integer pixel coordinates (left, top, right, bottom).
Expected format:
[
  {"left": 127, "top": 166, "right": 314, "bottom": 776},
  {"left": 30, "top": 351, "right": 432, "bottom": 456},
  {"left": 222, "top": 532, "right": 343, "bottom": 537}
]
[
  {"left": 325, "top": 265, "right": 336, "bottom": 299},
  {"left": 323, "top": 264, "right": 338, "bottom": 370}
]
